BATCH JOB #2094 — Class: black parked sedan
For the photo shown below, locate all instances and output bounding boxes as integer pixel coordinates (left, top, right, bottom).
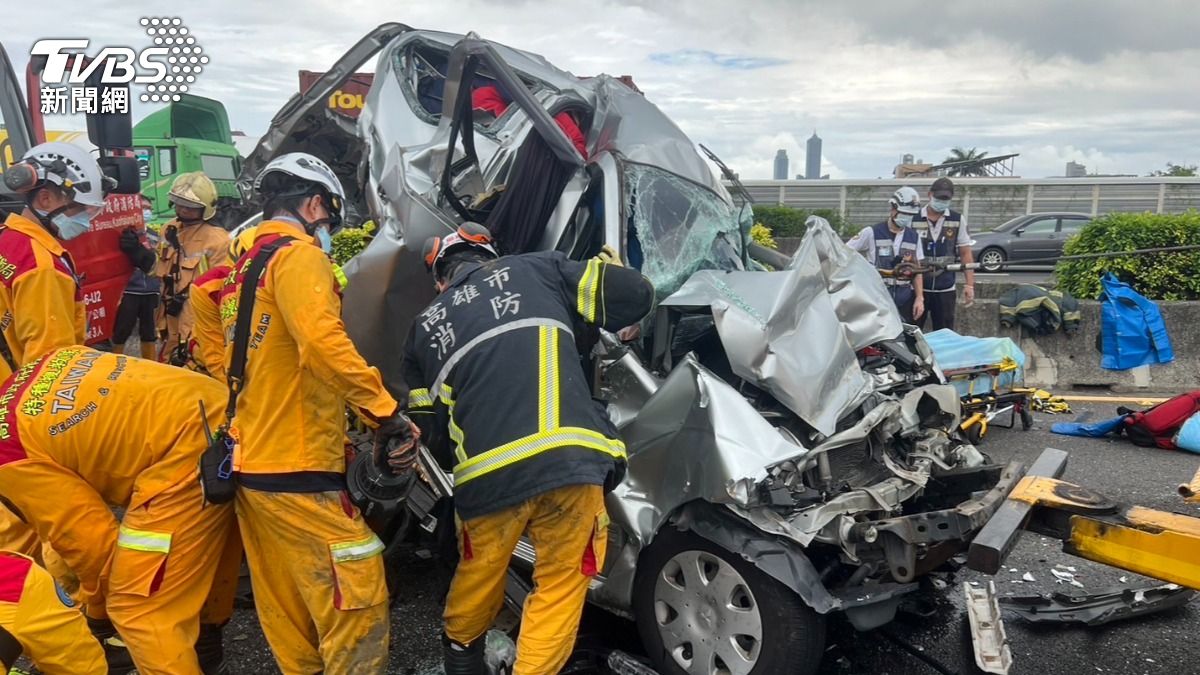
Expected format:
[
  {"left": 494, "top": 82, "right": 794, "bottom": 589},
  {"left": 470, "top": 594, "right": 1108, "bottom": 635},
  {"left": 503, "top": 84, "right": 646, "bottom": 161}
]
[{"left": 970, "top": 212, "right": 1093, "bottom": 272}]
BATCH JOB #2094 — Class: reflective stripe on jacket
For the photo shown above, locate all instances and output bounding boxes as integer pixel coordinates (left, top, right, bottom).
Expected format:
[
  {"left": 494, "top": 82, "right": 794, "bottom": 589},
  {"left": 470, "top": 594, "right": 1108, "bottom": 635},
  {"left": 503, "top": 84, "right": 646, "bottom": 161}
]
[
  {"left": 219, "top": 221, "right": 396, "bottom": 476},
  {"left": 998, "top": 284, "right": 1081, "bottom": 335},
  {"left": 871, "top": 221, "right": 919, "bottom": 302},
  {"left": 0, "top": 214, "right": 86, "bottom": 380},
  {"left": 402, "top": 251, "right": 654, "bottom": 521}
]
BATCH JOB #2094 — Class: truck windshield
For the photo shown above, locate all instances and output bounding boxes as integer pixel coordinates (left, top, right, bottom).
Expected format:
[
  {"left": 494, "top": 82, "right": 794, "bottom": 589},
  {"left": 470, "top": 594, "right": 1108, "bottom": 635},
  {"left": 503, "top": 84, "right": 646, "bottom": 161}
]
[{"left": 623, "top": 162, "right": 745, "bottom": 299}]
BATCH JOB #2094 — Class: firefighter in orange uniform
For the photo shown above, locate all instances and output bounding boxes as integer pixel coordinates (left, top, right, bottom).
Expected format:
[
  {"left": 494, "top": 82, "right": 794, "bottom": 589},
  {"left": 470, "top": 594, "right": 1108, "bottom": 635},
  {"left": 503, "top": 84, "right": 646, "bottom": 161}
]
[
  {"left": 189, "top": 227, "right": 257, "bottom": 381},
  {"left": 0, "top": 550, "right": 106, "bottom": 675},
  {"left": 0, "top": 348, "right": 235, "bottom": 675},
  {"left": 220, "top": 153, "right": 413, "bottom": 674},
  {"left": 0, "top": 143, "right": 107, "bottom": 640},
  {"left": 155, "top": 172, "right": 229, "bottom": 365}
]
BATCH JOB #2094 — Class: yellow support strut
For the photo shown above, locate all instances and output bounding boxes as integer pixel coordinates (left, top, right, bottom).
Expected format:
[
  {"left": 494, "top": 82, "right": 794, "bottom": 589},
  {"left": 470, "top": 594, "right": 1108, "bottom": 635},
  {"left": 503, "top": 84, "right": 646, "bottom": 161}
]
[{"left": 1003, "top": 475, "right": 1200, "bottom": 590}]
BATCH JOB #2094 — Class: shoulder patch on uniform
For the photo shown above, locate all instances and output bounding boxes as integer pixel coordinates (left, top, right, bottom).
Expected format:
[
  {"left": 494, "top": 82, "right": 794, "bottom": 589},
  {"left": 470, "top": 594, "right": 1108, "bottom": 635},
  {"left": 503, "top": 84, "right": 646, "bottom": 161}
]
[
  {"left": 0, "top": 231, "right": 40, "bottom": 288},
  {"left": 54, "top": 581, "right": 76, "bottom": 607}
]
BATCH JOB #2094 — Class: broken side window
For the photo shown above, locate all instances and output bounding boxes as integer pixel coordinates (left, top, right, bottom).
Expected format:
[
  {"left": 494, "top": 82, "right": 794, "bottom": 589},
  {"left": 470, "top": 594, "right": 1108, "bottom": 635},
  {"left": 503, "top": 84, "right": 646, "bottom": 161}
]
[{"left": 623, "top": 163, "right": 744, "bottom": 300}]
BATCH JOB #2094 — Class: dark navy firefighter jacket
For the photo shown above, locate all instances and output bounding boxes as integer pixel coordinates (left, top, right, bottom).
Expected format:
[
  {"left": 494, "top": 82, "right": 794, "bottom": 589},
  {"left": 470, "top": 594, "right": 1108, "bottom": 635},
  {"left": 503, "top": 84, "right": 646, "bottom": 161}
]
[
  {"left": 870, "top": 221, "right": 921, "bottom": 304},
  {"left": 915, "top": 209, "right": 964, "bottom": 292},
  {"left": 402, "top": 251, "right": 655, "bottom": 521}
]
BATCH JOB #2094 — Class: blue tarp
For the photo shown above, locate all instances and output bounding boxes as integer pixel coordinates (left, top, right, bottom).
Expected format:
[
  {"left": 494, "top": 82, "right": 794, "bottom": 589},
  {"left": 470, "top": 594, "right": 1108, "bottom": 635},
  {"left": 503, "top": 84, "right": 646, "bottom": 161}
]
[
  {"left": 925, "top": 329, "right": 1026, "bottom": 398},
  {"left": 1052, "top": 415, "right": 1126, "bottom": 438},
  {"left": 1100, "top": 273, "right": 1174, "bottom": 370}
]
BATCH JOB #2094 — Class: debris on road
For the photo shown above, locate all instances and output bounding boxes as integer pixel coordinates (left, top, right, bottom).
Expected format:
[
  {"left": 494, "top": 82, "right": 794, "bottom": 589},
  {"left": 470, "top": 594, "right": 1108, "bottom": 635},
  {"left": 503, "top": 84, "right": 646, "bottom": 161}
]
[
  {"left": 1051, "top": 568, "right": 1080, "bottom": 586},
  {"left": 964, "top": 581, "right": 1014, "bottom": 675},
  {"left": 1023, "top": 572, "right": 1036, "bottom": 582},
  {"left": 999, "top": 584, "right": 1195, "bottom": 626}
]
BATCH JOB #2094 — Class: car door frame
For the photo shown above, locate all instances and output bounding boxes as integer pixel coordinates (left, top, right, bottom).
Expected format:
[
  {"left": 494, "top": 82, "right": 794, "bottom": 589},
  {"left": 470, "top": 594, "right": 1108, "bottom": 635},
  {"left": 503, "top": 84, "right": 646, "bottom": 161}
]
[
  {"left": 0, "top": 40, "right": 34, "bottom": 175},
  {"left": 1010, "top": 216, "right": 1061, "bottom": 261}
]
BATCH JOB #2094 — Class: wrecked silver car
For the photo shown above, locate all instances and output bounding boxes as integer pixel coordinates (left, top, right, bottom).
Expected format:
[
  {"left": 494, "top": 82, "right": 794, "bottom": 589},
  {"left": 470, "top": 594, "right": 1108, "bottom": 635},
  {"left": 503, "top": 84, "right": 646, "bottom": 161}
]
[{"left": 238, "top": 23, "right": 1016, "bottom": 675}]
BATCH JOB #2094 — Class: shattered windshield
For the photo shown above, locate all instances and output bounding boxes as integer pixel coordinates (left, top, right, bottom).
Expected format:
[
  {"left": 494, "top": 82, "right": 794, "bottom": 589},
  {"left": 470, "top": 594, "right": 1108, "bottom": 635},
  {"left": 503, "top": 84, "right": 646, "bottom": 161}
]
[{"left": 623, "top": 163, "right": 745, "bottom": 299}]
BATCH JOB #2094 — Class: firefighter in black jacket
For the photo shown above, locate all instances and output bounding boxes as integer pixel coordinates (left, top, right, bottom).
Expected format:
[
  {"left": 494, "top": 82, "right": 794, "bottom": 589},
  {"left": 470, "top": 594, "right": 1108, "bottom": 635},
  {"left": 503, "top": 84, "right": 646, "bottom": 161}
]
[{"left": 402, "top": 223, "right": 654, "bottom": 675}]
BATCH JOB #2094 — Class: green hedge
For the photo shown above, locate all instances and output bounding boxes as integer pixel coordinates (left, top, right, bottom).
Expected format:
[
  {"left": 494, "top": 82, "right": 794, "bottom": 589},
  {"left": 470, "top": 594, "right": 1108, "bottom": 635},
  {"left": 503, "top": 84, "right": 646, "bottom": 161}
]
[
  {"left": 752, "top": 205, "right": 851, "bottom": 238},
  {"left": 1055, "top": 211, "right": 1200, "bottom": 300}
]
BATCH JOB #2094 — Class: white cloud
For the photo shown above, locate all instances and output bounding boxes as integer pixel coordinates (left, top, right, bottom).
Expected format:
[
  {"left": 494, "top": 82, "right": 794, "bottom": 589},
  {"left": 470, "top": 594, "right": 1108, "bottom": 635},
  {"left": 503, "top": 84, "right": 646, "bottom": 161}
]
[{"left": 1, "top": 0, "right": 1196, "bottom": 178}]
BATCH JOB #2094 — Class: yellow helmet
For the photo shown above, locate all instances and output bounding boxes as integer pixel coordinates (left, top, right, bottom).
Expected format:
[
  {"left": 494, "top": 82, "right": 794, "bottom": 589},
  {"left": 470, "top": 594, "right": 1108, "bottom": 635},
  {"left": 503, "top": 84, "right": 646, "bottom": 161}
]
[
  {"left": 229, "top": 226, "right": 259, "bottom": 260},
  {"left": 168, "top": 171, "right": 218, "bottom": 221}
]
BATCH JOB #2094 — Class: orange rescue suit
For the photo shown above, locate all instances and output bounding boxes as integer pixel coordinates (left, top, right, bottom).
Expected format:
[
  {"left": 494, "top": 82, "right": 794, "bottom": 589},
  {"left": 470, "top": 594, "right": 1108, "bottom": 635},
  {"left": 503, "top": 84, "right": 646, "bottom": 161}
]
[
  {"left": 219, "top": 221, "right": 395, "bottom": 475},
  {"left": 0, "top": 348, "right": 233, "bottom": 674}
]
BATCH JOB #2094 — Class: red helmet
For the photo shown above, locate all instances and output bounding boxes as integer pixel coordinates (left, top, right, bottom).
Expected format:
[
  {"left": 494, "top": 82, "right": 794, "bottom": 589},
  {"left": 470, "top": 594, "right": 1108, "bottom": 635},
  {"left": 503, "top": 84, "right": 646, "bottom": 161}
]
[{"left": 422, "top": 222, "right": 498, "bottom": 275}]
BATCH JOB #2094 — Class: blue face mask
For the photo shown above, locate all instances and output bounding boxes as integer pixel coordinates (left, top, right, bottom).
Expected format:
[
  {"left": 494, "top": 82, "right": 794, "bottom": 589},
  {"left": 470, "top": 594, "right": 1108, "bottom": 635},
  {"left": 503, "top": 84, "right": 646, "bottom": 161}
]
[
  {"left": 51, "top": 211, "right": 93, "bottom": 240},
  {"left": 930, "top": 198, "right": 951, "bottom": 212},
  {"left": 893, "top": 213, "right": 915, "bottom": 229},
  {"left": 316, "top": 226, "right": 332, "bottom": 253}
]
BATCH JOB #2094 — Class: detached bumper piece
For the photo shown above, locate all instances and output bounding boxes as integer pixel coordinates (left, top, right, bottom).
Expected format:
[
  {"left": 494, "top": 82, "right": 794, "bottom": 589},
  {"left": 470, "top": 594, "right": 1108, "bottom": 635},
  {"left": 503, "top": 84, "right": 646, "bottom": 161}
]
[
  {"left": 963, "top": 581, "right": 1013, "bottom": 675},
  {"left": 999, "top": 583, "right": 1194, "bottom": 627}
]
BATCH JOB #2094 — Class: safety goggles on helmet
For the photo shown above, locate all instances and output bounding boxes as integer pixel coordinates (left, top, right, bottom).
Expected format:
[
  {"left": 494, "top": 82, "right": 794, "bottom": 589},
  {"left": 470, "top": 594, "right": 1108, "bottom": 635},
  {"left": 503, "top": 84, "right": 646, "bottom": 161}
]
[{"left": 423, "top": 223, "right": 498, "bottom": 273}]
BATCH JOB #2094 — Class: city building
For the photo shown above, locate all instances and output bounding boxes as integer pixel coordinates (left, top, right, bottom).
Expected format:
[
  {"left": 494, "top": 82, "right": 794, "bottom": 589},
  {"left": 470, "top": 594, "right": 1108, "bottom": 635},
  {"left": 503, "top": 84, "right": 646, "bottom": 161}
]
[
  {"left": 806, "top": 131, "right": 822, "bottom": 179},
  {"left": 1065, "top": 161, "right": 1087, "bottom": 177},
  {"left": 773, "top": 149, "right": 789, "bottom": 180}
]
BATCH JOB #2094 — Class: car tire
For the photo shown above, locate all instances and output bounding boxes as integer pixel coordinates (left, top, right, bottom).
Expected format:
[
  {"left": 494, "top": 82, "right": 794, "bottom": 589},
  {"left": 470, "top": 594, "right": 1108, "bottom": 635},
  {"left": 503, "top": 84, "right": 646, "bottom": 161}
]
[
  {"left": 978, "top": 248, "right": 1006, "bottom": 272},
  {"left": 633, "top": 528, "right": 825, "bottom": 675}
]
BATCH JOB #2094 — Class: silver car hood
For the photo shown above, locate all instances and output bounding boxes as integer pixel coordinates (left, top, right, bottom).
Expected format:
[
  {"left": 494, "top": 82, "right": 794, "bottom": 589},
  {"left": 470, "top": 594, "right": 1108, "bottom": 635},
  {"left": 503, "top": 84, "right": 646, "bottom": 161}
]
[{"left": 660, "top": 217, "right": 903, "bottom": 436}]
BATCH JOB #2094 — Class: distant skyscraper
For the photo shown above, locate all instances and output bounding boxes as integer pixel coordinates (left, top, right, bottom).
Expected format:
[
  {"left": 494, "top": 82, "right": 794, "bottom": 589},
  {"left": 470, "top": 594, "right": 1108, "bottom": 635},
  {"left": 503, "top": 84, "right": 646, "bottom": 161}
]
[
  {"left": 773, "top": 149, "right": 789, "bottom": 180},
  {"left": 1065, "top": 161, "right": 1087, "bottom": 177},
  {"left": 806, "top": 131, "right": 822, "bottom": 180}
]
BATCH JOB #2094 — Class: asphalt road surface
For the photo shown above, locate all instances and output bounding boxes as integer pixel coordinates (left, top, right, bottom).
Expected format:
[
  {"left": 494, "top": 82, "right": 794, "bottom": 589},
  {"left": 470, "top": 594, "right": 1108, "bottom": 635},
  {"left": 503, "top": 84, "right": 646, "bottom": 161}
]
[{"left": 224, "top": 400, "right": 1200, "bottom": 675}]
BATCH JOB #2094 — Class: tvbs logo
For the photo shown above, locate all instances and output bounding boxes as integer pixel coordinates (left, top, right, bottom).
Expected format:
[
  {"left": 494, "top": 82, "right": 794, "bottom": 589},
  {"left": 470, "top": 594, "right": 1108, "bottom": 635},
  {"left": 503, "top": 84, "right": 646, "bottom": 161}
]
[{"left": 34, "top": 18, "right": 207, "bottom": 114}]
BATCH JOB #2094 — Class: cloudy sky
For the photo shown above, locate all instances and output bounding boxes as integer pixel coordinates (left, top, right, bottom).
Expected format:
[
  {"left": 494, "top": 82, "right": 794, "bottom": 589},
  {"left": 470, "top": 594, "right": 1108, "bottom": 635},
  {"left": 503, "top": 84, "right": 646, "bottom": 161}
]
[{"left": 3, "top": 0, "right": 1198, "bottom": 179}]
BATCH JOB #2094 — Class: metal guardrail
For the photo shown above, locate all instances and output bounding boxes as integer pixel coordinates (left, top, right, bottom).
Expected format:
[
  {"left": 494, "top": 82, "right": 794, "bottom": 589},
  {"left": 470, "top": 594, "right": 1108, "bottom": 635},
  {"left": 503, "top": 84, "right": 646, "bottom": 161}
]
[{"left": 735, "top": 177, "right": 1200, "bottom": 231}]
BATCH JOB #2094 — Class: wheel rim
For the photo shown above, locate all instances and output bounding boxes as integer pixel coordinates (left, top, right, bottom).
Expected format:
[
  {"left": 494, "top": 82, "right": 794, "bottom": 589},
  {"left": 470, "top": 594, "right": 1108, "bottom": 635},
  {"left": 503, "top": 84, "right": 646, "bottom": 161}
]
[
  {"left": 653, "top": 550, "right": 763, "bottom": 675},
  {"left": 981, "top": 250, "right": 1004, "bottom": 269}
]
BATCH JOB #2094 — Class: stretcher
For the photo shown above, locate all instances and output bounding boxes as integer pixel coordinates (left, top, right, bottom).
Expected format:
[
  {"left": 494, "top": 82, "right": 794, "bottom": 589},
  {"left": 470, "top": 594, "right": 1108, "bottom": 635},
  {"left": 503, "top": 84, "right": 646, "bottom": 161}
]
[
  {"left": 943, "top": 359, "right": 1034, "bottom": 444},
  {"left": 923, "top": 329, "right": 1033, "bottom": 445}
]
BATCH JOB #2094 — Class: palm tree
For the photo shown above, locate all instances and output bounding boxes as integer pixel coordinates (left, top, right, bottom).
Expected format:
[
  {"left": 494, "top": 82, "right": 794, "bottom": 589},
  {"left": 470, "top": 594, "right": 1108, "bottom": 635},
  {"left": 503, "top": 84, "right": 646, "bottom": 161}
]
[{"left": 942, "top": 147, "right": 990, "bottom": 177}]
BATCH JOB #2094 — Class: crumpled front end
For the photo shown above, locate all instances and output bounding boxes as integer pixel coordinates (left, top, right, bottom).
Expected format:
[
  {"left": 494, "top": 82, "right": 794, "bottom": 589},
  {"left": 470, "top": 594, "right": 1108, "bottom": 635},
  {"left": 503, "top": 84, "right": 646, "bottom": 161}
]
[{"left": 591, "top": 218, "right": 1004, "bottom": 628}]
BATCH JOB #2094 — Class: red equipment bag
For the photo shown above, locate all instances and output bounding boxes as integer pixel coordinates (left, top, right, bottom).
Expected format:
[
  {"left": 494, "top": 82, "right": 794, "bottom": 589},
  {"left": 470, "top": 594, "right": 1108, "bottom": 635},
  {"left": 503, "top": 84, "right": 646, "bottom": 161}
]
[{"left": 1122, "top": 391, "right": 1200, "bottom": 449}]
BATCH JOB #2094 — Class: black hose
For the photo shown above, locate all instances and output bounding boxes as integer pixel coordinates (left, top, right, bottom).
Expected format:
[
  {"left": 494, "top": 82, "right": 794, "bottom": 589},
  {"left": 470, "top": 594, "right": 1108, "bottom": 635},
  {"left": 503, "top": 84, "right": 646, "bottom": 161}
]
[{"left": 969, "top": 243, "right": 1200, "bottom": 270}]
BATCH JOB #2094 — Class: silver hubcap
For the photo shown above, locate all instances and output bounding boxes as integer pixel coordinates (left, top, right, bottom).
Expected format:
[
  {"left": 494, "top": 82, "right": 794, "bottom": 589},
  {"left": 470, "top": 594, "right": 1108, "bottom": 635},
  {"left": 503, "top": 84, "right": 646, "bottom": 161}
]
[
  {"left": 981, "top": 250, "right": 1003, "bottom": 268},
  {"left": 653, "top": 550, "right": 763, "bottom": 675}
]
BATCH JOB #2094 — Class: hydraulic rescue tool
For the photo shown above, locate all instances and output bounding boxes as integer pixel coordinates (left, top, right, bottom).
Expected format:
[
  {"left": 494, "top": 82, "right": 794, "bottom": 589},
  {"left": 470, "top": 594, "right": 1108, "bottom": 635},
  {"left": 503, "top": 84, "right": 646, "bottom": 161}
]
[
  {"left": 970, "top": 448, "right": 1200, "bottom": 591},
  {"left": 881, "top": 243, "right": 1200, "bottom": 281}
]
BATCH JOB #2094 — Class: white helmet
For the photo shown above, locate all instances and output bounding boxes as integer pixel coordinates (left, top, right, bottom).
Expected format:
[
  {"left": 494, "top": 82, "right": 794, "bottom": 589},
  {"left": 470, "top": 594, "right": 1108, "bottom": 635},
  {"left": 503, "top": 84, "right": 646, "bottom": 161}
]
[
  {"left": 7, "top": 142, "right": 108, "bottom": 214},
  {"left": 253, "top": 152, "right": 346, "bottom": 227},
  {"left": 888, "top": 186, "right": 921, "bottom": 216}
]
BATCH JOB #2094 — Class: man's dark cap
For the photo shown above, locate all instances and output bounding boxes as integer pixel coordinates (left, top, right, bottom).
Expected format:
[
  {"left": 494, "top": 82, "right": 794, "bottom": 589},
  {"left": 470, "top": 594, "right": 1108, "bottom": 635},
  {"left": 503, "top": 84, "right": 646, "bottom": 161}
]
[{"left": 931, "top": 177, "right": 955, "bottom": 198}]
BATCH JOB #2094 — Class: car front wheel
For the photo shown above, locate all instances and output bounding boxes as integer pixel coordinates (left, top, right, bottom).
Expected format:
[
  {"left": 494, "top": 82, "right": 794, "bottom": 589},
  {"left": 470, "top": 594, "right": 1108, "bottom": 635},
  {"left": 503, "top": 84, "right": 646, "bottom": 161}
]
[
  {"left": 634, "top": 528, "right": 825, "bottom": 675},
  {"left": 978, "top": 247, "right": 1007, "bottom": 272}
]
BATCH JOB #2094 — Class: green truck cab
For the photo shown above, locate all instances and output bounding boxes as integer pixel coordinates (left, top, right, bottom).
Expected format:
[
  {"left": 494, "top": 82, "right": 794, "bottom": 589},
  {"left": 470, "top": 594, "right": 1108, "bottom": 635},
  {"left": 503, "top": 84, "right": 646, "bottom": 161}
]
[{"left": 133, "top": 94, "right": 241, "bottom": 227}]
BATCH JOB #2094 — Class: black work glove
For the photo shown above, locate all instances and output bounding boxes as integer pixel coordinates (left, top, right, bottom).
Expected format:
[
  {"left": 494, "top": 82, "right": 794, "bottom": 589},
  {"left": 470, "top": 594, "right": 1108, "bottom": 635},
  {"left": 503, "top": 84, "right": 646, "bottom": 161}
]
[
  {"left": 373, "top": 409, "right": 421, "bottom": 474},
  {"left": 119, "top": 228, "right": 141, "bottom": 254},
  {"left": 120, "top": 228, "right": 156, "bottom": 272},
  {"left": 164, "top": 225, "right": 181, "bottom": 249}
]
